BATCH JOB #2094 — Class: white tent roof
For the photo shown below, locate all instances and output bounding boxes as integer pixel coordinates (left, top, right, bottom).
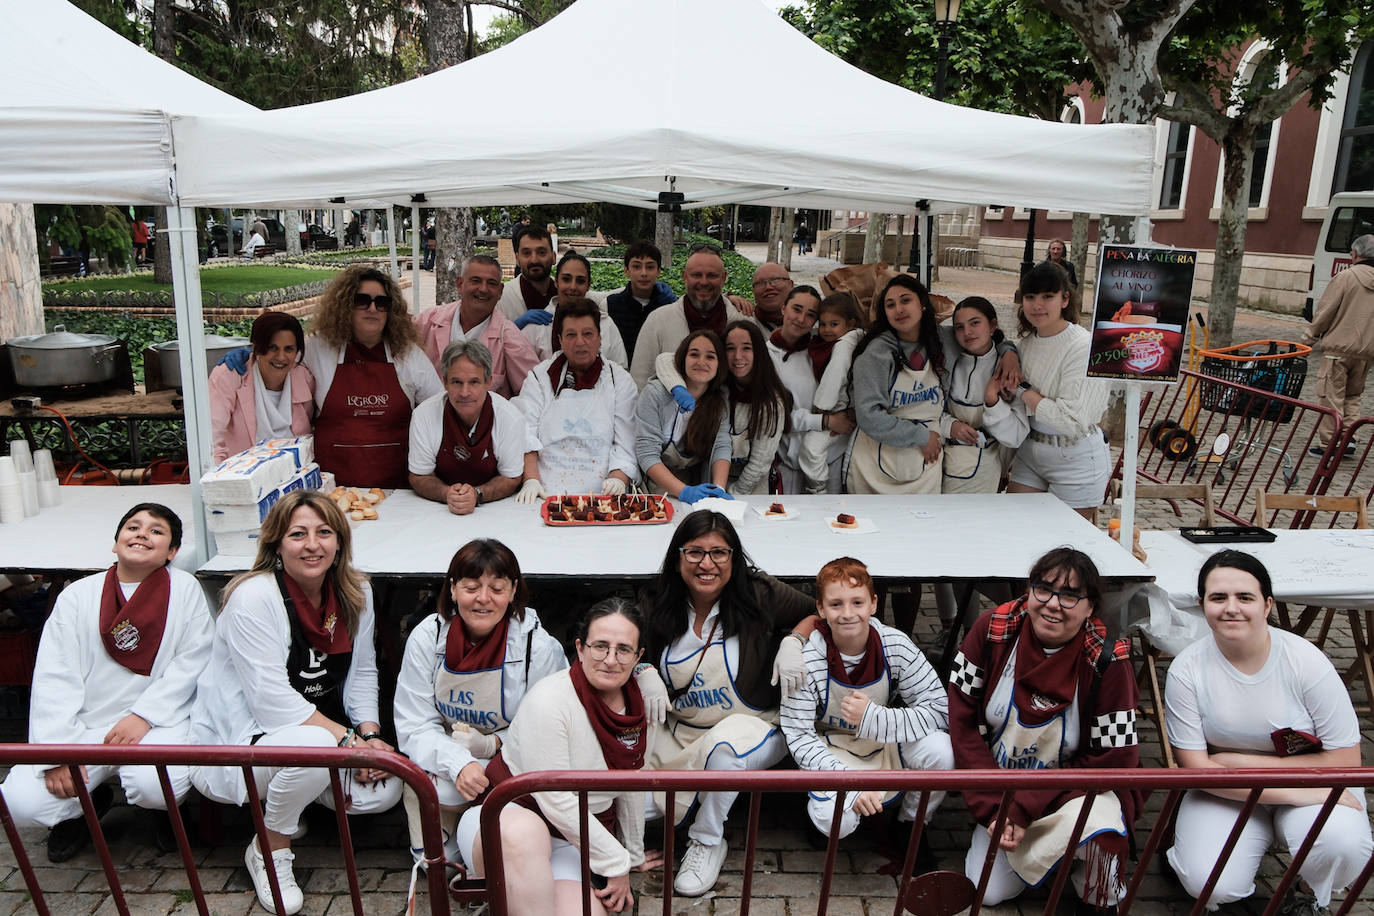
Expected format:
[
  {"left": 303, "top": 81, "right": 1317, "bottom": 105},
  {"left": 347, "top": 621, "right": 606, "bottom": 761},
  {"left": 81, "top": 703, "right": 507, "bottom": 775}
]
[
  {"left": 0, "top": 0, "right": 255, "bottom": 205},
  {"left": 173, "top": 0, "right": 1155, "bottom": 215}
]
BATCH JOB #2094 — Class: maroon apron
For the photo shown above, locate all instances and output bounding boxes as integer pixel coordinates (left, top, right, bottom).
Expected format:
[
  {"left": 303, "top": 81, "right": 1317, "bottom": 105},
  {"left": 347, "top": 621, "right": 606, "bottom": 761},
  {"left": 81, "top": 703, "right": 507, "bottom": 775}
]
[{"left": 314, "top": 342, "right": 413, "bottom": 488}]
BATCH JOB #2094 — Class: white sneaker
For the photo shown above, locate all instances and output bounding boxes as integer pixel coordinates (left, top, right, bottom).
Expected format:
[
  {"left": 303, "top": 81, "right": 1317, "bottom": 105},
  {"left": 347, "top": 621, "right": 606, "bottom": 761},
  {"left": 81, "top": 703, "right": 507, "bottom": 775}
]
[
  {"left": 674, "top": 838, "right": 727, "bottom": 897},
  {"left": 245, "top": 840, "right": 304, "bottom": 915}
]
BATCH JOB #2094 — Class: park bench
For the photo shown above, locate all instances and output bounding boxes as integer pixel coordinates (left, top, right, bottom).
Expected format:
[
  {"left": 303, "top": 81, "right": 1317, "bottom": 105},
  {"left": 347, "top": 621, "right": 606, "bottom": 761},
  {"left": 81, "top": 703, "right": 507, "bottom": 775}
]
[{"left": 41, "top": 255, "right": 85, "bottom": 278}]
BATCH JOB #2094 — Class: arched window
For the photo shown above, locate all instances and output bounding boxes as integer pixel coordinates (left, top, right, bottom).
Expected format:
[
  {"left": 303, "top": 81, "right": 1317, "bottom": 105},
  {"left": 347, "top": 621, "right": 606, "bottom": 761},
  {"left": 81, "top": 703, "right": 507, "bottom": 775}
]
[
  {"left": 1334, "top": 42, "right": 1374, "bottom": 194},
  {"left": 1246, "top": 55, "right": 1281, "bottom": 208}
]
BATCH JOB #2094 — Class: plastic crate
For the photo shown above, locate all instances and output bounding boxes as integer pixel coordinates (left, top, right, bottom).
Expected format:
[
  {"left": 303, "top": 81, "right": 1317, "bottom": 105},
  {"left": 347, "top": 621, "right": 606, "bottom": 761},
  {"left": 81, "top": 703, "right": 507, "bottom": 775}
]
[{"left": 1198, "top": 349, "right": 1307, "bottom": 423}]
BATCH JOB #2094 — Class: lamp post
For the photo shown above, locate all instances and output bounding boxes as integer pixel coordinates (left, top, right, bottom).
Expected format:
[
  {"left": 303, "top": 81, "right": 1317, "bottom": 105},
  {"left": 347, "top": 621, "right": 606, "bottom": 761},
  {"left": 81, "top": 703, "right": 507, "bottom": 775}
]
[{"left": 910, "top": 0, "right": 962, "bottom": 275}]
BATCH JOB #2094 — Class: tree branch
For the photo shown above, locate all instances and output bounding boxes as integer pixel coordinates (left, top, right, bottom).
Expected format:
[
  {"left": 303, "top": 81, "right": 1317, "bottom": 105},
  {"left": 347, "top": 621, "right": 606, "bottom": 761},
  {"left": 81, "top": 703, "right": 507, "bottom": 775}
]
[
  {"left": 471, "top": 0, "right": 538, "bottom": 26},
  {"left": 1157, "top": 78, "right": 1230, "bottom": 140}
]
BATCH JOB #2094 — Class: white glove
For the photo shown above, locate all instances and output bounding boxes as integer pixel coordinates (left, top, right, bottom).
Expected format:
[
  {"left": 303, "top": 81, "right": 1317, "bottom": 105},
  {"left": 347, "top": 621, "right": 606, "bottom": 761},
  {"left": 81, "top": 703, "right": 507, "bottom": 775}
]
[
  {"left": 450, "top": 724, "right": 501, "bottom": 759},
  {"left": 515, "top": 479, "right": 546, "bottom": 505},
  {"left": 770, "top": 634, "right": 806, "bottom": 700},
  {"left": 600, "top": 477, "right": 627, "bottom": 496},
  {"left": 634, "top": 665, "right": 669, "bottom": 725}
]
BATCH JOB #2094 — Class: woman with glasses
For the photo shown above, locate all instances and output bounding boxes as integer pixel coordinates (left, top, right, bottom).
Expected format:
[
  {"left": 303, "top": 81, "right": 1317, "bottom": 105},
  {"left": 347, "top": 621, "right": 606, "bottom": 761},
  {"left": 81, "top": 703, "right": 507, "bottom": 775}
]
[
  {"left": 190, "top": 491, "right": 402, "bottom": 916},
  {"left": 210, "top": 312, "right": 316, "bottom": 463},
  {"left": 457, "top": 598, "right": 657, "bottom": 915},
  {"left": 392, "top": 539, "right": 568, "bottom": 870},
  {"left": 635, "top": 329, "right": 733, "bottom": 503},
  {"left": 303, "top": 265, "right": 443, "bottom": 488},
  {"left": 639, "top": 511, "right": 818, "bottom": 897},
  {"left": 1164, "top": 550, "right": 1371, "bottom": 914},
  {"left": 947, "top": 547, "right": 1141, "bottom": 913}
]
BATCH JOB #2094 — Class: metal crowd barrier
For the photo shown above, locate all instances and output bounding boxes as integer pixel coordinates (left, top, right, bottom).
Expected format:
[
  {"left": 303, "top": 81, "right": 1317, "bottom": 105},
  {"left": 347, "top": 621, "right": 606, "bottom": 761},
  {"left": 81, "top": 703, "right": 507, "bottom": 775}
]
[
  {"left": 0, "top": 744, "right": 452, "bottom": 916},
  {"left": 478, "top": 767, "right": 1374, "bottom": 916}
]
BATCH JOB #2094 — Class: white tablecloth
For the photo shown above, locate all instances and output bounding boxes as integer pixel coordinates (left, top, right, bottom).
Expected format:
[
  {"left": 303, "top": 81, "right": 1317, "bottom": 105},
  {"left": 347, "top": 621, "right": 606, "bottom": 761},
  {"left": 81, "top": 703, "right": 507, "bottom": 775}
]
[
  {"left": 1136, "top": 528, "right": 1374, "bottom": 654},
  {"left": 200, "top": 490, "right": 1150, "bottom": 584},
  {"left": 0, "top": 485, "right": 198, "bottom": 574}
]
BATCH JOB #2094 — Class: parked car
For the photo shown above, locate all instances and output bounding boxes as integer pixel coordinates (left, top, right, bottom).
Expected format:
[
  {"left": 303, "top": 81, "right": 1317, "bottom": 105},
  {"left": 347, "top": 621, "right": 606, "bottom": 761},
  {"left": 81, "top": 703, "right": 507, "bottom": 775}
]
[
  {"left": 208, "top": 217, "right": 289, "bottom": 255},
  {"left": 1305, "top": 192, "right": 1374, "bottom": 320},
  {"left": 306, "top": 224, "right": 338, "bottom": 250},
  {"left": 706, "top": 221, "right": 759, "bottom": 241}
]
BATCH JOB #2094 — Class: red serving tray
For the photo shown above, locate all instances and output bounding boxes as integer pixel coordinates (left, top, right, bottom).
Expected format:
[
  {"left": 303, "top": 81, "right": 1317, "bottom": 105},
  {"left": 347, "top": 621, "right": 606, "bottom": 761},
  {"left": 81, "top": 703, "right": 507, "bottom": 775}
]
[{"left": 540, "top": 494, "right": 675, "bottom": 526}]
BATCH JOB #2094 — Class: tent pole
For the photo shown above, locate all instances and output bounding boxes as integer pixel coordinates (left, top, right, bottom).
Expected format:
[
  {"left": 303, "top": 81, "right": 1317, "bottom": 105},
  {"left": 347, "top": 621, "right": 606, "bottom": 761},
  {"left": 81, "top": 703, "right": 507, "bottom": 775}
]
[
  {"left": 387, "top": 207, "right": 400, "bottom": 279},
  {"left": 166, "top": 205, "right": 212, "bottom": 567},
  {"left": 411, "top": 204, "right": 421, "bottom": 307},
  {"left": 917, "top": 203, "right": 930, "bottom": 285},
  {"left": 1117, "top": 214, "right": 1153, "bottom": 560}
]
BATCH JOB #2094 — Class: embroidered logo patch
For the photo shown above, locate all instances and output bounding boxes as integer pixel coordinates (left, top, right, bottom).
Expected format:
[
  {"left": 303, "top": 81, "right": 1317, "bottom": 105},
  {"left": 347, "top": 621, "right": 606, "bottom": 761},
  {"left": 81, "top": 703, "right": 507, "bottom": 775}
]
[{"left": 110, "top": 619, "right": 140, "bottom": 652}]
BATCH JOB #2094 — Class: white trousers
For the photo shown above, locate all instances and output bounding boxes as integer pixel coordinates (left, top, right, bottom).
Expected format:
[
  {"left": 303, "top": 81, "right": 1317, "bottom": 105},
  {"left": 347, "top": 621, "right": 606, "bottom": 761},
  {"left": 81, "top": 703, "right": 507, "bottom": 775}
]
[
  {"left": 644, "top": 730, "right": 789, "bottom": 847},
  {"left": 965, "top": 824, "right": 1125, "bottom": 906},
  {"left": 806, "top": 731, "right": 954, "bottom": 839},
  {"left": 1, "top": 723, "right": 191, "bottom": 828},
  {"left": 1167, "top": 791, "right": 1374, "bottom": 909},
  {"left": 249, "top": 726, "right": 403, "bottom": 836}
]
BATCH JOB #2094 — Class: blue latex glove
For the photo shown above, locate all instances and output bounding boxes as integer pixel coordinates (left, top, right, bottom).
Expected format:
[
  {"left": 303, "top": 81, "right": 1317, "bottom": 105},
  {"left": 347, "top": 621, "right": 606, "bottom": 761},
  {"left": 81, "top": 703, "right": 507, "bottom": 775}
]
[
  {"left": 679, "top": 483, "right": 732, "bottom": 504},
  {"left": 513, "top": 309, "right": 553, "bottom": 329},
  {"left": 654, "top": 280, "right": 678, "bottom": 303},
  {"left": 217, "top": 346, "right": 251, "bottom": 375},
  {"left": 670, "top": 385, "right": 696, "bottom": 413}
]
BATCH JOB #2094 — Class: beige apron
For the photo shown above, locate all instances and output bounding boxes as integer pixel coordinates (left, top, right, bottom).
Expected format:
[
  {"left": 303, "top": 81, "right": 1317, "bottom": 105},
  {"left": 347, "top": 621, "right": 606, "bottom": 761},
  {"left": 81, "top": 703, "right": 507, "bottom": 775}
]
[
  {"left": 432, "top": 649, "right": 512, "bottom": 735},
  {"left": 649, "top": 633, "right": 778, "bottom": 825},
  {"left": 941, "top": 386, "right": 1003, "bottom": 495},
  {"left": 811, "top": 660, "right": 903, "bottom": 806},
  {"left": 848, "top": 355, "right": 944, "bottom": 494}
]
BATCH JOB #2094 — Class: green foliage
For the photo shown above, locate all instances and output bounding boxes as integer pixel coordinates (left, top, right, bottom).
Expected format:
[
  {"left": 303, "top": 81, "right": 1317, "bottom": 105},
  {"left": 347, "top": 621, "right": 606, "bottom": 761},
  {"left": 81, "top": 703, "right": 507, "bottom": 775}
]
[
  {"left": 33, "top": 205, "right": 133, "bottom": 271},
  {"left": 588, "top": 235, "right": 757, "bottom": 298},
  {"left": 44, "top": 265, "right": 338, "bottom": 299},
  {"left": 477, "top": 0, "right": 574, "bottom": 53}
]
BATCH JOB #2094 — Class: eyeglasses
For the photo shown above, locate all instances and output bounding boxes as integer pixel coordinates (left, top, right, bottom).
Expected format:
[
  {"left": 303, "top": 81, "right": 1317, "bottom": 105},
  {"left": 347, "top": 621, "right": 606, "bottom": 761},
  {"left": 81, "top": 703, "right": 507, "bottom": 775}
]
[
  {"left": 680, "top": 546, "right": 733, "bottom": 565},
  {"left": 1030, "top": 582, "right": 1085, "bottom": 610},
  {"left": 688, "top": 242, "right": 723, "bottom": 255},
  {"left": 352, "top": 293, "right": 392, "bottom": 311},
  {"left": 582, "top": 641, "right": 642, "bottom": 664},
  {"left": 752, "top": 277, "right": 790, "bottom": 288}
]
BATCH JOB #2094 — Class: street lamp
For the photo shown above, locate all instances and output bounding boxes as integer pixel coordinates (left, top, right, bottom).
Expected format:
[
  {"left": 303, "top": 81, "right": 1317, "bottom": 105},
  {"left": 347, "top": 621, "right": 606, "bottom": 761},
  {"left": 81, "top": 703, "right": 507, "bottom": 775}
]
[{"left": 910, "top": 0, "right": 962, "bottom": 275}]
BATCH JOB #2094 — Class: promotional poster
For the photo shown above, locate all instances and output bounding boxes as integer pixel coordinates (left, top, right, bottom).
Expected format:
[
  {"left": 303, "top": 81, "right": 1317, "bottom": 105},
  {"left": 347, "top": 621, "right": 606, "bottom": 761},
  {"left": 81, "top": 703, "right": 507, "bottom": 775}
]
[{"left": 1086, "top": 245, "right": 1198, "bottom": 382}]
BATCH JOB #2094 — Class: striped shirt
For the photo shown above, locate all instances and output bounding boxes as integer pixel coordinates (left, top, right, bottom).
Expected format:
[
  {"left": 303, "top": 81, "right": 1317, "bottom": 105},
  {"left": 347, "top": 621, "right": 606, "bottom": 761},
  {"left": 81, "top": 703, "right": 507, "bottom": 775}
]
[{"left": 780, "top": 621, "right": 948, "bottom": 772}]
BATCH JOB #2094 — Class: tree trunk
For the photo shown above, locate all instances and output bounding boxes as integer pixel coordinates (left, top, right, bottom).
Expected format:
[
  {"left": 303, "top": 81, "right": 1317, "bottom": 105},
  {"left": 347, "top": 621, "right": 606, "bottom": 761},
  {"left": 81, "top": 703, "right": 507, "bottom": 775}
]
[
  {"left": 895, "top": 214, "right": 906, "bottom": 267},
  {"left": 655, "top": 211, "right": 674, "bottom": 271},
  {"left": 779, "top": 209, "right": 795, "bottom": 272},
  {"left": 0, "top": 204, "right": 44, "bottom": 340},
  {"left": 1207, "top": 127, "right": 1257, "bottom": 348},
  {"left": 151, "top": 0, "right": 175, "bottom": 283},
  {"left": 285, "top": 209, "right": 302, "bottom": 256},
  {"left": 766, "top": 207, "right": 783, "bottom": 263},
  {"left": 425, "top": 0, "right": 469, "bottom": 305},
  {"left": 1071, "top": 212, "right": 1090, "bottom": 291},
  {"left": 863, "top": 213, "right": 885, "bottom": 263}
]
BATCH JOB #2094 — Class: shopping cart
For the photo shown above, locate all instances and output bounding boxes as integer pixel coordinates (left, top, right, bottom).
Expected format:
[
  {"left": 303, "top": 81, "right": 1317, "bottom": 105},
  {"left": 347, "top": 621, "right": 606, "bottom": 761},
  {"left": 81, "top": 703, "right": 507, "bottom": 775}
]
[{"left": 1194, "top": 339, "right": 1311, "bottom": 483}]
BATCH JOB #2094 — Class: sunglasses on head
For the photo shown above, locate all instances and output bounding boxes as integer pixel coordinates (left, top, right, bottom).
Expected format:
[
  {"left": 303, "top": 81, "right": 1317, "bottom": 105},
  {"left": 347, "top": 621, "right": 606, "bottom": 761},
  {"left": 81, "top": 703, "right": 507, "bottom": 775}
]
[
  {"left": 353, "top": 293, "right": 392, "bottom": 311},
  {"left": 688, "top": 242, "right": 723, "bottom": 255}
]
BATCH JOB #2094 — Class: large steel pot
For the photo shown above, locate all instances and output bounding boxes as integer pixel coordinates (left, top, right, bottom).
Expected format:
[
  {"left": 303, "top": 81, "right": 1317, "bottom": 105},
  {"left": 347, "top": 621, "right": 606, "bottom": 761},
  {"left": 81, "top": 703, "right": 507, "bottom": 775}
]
[
  {"left": 151, "top": 336, "right": 251, "bottom": 387},
  {"left": 6, "top": 325, "right": 124, "bottom": 387}
]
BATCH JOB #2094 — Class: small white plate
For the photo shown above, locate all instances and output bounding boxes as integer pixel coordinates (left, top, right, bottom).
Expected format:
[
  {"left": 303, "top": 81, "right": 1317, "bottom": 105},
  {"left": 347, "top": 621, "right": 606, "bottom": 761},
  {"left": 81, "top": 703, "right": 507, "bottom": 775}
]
[
  {"left": 691, "top": 497, "right": 747, "bottom": 521},
  {"left": 828, "top": 517, "right": 878, "bottom": 534},
  {"left": 752, "top": 503, "right": 800, "bottom": 521}
]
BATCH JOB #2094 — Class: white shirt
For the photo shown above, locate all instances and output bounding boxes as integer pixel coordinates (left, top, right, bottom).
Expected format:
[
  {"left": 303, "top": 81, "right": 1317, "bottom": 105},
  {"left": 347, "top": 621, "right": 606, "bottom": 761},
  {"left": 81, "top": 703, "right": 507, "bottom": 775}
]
[
  {"left": 407, "top": 390, "right": 529, "bottom": 479},
  {"left": 450, "top": 314, "right": 491, "bottom": 343}
]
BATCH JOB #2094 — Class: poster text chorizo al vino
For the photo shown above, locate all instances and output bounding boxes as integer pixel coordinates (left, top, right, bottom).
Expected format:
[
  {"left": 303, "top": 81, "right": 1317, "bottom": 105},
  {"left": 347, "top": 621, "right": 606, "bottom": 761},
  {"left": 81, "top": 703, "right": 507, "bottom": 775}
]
[{"left": 1087, "top": 245, "right": 1197, "bottom": 382}]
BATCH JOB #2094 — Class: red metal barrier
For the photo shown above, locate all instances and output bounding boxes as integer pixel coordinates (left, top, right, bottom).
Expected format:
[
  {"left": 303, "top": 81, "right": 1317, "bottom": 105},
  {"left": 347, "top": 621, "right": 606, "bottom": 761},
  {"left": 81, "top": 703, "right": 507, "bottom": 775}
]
[
  {"left": 477, "top": 767, "right": 1374, "bottom": 916},
  {"left": 1122, "top": 367, "right": 1344, "bottom": 524},
  {"left": 0, "top": 744, "right": 453, "bottom": 916},
  {"left": 1310, "top": 418, "right": 1374, "bottom": 522}
]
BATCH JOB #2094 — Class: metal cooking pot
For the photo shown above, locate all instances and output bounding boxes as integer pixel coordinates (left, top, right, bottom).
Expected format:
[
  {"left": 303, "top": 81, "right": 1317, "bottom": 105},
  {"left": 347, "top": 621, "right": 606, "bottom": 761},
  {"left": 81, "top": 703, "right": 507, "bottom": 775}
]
[
  {"left": 6, "top": 325, "right": 124, "bottom": 387},
  {"left": 152, "top": 336, "right": 251, "bottom": 388}
]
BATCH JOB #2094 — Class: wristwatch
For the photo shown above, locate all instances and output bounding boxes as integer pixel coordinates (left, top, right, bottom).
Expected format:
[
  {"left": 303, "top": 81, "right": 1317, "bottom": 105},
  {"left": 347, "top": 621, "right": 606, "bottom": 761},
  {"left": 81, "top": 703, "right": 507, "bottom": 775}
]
[
  {"left": 1018, "top": 381, "right": 1033, "bottom": 392},
  {"left": 475, "top": 487, "right": 485, "bottom": 506}
]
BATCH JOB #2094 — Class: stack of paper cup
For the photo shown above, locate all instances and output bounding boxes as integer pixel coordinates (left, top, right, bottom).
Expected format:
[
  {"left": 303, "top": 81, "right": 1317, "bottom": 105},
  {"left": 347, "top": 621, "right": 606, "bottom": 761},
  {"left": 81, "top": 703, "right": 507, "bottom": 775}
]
[
  {"left": 0, "top": 457, "right": 24, "bottom": 525},
  {"left": 34, "top": 449, "right": 60, "bottom": 508},
  {"left": 9, "top": 441, "right": 38, "bottom": 518}
]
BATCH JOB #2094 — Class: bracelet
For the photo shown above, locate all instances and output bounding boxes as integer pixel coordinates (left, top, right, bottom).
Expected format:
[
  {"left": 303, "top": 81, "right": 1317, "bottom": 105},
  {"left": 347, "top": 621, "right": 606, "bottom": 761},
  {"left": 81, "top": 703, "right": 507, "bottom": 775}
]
[
  {"left": 358, "top": 731, "right": 382, "bottom": 742},
  {"left": 786, "top": 632, "right": 806, "bottom": 645},
  {"left": 338, "top": 728, "right": 355, "bottom": 748}
]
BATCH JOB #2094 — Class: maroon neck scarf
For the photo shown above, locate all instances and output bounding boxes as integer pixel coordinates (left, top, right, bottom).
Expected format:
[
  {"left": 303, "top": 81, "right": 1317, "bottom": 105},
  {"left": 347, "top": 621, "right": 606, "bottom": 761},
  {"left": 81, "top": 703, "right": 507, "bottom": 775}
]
[
  {"left": 807, "top": 337, "right": 837, "bottom": 381},
  {"left": 282, "top": 574, "right": 351, "bottom": 654},
  {"left": 684, "top": 298, "right": 728, "bottom": 336},
  {"left": 546, "top": 352, "right": 604, "bottom": 394},
  {"left": 519, "top": 275, "right": 552, "bottom": 314},
  {"left": 435, "top": 394, "right": 499, "bottom": 486},
  {"left": 769, "top": 328, "right": 810, "bottom": 361},
  {"left": 569, "top": 663, "right": 647, "bottom": 770},
  {"left": 99, "top": 565, "right": 170, "bottom": 675},
  {"left": 444, "top": 613, "right": 511, "bottom": 671},
  {"left": 817, "top": 621, "right": 884, "bottom": 686}
]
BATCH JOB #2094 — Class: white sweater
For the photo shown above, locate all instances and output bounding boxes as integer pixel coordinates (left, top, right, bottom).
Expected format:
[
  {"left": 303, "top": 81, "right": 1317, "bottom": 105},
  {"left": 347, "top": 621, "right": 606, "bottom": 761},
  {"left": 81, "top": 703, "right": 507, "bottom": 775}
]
[
  {"left": 1018, "top": 323, "right": 1109, "bottom": 439},
  {"left": 502, "top": 669, "right": 651, "bottom": 877}
]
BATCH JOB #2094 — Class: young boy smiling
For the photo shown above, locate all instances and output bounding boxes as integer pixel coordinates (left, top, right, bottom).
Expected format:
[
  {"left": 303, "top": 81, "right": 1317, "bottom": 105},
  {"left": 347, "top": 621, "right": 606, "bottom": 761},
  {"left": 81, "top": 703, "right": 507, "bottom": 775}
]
[
  {"left": 606, "top": 241, "right": 678, "bottom": 360},
  {"left": 780, "top": 557, "right": 953, "bottom": 855}
]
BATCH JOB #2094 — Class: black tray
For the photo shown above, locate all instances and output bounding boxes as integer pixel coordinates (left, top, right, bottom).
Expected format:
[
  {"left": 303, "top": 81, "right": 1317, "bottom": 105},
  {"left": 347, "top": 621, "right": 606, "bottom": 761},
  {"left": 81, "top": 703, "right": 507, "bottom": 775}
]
[{"left": 1180, "top": 526, "right": 1277, "bottom": 544}]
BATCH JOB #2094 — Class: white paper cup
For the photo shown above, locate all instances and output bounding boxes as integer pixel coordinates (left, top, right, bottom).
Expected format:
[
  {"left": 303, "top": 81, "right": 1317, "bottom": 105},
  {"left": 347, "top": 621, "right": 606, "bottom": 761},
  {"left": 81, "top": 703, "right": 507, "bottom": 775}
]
[
  {"left": 37, "top": 478, "right": 61, "bottom": 508},
  {"left": 17, "top": 472, "right": 37, "bottom": 517},
  {"left": 8, "top": 440, "right": 33, "bottom": 473},
  {"left": 0, "top": 486, "right": 25, "bottom": 524},
  {"left": 0, "top": 457, "right": 17, "bottom": 487},
  {"left": 33, "top": 449, "right": 57, "bottom": 482}
]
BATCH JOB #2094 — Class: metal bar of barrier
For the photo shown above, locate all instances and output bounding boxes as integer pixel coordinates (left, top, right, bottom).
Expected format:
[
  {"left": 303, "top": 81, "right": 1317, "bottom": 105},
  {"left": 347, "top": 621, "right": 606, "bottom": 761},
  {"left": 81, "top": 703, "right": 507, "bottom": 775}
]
[
  {"left": 328, "top": 769, "right": 365, "bottom": 916},
  {"left": 1042, "top": 787, "right": 1095, "bottom": 915},
  {"left": 156, "top": 764, "right": 208, "bottom": 916},
  {"left": 1262, "top": 788, "right": 1343, "bottom": 916},
  {"left": 0, "top": 788, "right": 51, "bottom": 916}
]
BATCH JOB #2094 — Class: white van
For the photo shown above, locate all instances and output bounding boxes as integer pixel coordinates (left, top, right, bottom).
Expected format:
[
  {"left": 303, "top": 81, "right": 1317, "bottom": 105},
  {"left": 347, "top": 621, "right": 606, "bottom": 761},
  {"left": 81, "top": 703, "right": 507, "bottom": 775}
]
[{"left": 1305, "top": 191, "right": 1374, "bottom": 320}]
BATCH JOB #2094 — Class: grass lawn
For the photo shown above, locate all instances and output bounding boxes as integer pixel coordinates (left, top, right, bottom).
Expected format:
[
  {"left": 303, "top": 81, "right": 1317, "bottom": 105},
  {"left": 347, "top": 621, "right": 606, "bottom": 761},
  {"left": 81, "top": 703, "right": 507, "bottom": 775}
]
[{"left": 43, "top": 265, "right": 338, "bottom": 297}]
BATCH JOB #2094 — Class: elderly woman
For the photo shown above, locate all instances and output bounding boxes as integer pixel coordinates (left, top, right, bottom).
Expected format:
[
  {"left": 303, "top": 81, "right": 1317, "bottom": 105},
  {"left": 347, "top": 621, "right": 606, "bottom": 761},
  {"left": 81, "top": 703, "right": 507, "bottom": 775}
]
[
  {"left": 210, "top": 312, "right": 316, "bottom": 463},
  {"left": 1165, "top": 550, "right": 1372, "bottom": 914},
  {"left": 458, "top": 598, "right": 657, "bottom": 916},
  {"left": 948, "top": 547, "right": 1140, "bottom": 911},
  {"left": 303, "top": 265, "right": 443, "bottom": 488},
  {"left": 514, "top": 298, "right": 639, "bottom": 501},
  {"left": 408, "top": 339, "right": 531, "bottom": 514},
  {"left": 635, "top": 329, "right": 732, "bottom": 503},
  {"left": 190, "top": 491, "right": 401, "bottom": 916},
  {"left": 639, "top": 511, "right": 816, "bottom": 898},
  {"left": 393, "top": 538, "right": 567, "bottom": 869}
]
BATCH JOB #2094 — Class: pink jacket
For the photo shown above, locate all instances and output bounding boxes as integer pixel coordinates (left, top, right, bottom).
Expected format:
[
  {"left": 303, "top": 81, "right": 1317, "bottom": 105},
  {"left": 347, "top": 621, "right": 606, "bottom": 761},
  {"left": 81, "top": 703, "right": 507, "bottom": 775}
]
[
  {"left": 414, "top": 301, "right": 539, "bottom": 398},
  {"left": 209, "top": 359, "right": 317, "bottom": 462}
]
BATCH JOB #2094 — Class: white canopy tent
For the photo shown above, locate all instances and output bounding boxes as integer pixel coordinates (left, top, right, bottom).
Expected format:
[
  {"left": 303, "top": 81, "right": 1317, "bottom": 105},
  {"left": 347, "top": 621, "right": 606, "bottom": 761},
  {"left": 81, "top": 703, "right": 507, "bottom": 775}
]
[{"left": 3, "top": 0, "right": 1159, "bottom": 566}]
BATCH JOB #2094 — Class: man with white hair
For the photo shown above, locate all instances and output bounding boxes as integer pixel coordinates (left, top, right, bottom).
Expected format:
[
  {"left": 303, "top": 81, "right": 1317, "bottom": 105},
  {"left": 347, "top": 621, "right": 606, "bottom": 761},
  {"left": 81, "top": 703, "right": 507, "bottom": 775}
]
[{"left": 1304, "top": 234, "right": 1374, "bottom": 456}]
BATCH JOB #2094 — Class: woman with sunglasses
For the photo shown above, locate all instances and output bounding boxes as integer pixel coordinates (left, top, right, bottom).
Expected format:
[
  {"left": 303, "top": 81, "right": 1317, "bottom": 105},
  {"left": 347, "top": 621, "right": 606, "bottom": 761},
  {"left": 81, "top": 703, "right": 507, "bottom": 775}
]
[
  {"left": 457, "top": 598, "right": 656, "bottom": 915},
  {"left": 303, "top": 265, "right": 443, "bottom": 488},
  {"left": 639, "top": 511, "right": 817, "bottom": 898},
  {"left": 947, "top": 547, "right": 1141, "bottom": 912}
]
